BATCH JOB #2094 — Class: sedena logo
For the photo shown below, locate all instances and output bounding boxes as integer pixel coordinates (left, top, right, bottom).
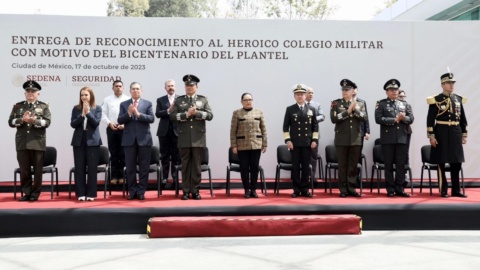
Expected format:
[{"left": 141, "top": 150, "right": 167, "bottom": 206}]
[{"left": 11, "top": 74, "right": 25, "bottom": 86}]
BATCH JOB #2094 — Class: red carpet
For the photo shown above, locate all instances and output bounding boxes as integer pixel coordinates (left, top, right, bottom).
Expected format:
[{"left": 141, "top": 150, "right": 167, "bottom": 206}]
[
  {"left": 147, "top": 215, "right": 362, "bottom": 238},
  {"left": 1, "top": 185, "right": 479, "bottom": 210}
]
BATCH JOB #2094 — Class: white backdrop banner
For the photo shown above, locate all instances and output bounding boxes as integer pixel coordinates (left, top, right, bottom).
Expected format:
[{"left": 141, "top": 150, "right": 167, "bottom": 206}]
[{"left": 1, "top": 14, "right": 479, "bottom": 181}]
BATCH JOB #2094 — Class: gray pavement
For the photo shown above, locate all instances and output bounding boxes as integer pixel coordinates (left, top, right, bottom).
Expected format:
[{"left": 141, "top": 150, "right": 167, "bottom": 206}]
[{"left": 1, "top": 231, "right": 480, "bottom": 270}]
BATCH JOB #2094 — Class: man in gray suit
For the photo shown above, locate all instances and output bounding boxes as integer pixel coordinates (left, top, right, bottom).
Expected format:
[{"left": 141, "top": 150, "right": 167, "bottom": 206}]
[
  {"left": 170, "top": 74, "right": 213, "bottom": 200},
  {"left": 155, "top": 79, "right": 180, "bottom": 185},
  {"left": 306, "top": 87, "right": 325, "bottom": 180},
  {"left": 118, "top": 82, "right": 155, "bottom": 200},
  {"left": 8, "top": 80, "right": 51, "bottom": 201}
]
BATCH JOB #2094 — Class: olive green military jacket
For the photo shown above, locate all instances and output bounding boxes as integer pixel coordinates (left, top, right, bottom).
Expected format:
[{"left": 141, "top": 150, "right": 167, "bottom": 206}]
[
  {"left": 8, "top": 100, "right": 51, "bottom": 151},
  {"left": 170, "top": 94, "right": 213, "bottom": 148},
  {"left": 330, "top": 98, "right": 367, "bottom": 146}
]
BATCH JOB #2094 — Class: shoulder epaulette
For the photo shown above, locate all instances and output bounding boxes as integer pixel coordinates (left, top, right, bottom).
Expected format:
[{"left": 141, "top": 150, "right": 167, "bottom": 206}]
[
  {"left": 456, "top": 94, "right": 467, "bottom": 104},
  {"left": 426, "top": 96, "right": 436, "bottom": 104}
]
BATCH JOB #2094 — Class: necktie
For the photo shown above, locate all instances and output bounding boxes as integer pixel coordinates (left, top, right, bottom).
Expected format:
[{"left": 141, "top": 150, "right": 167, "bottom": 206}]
[
  {"left": 29, "top": 103, "right": 33, "bottom": 109},
  {"left": 134, "top": 100, "right": 138, "bottom": 108},
  {"left": 300, "top": 106, "right": 303, "bottom": 112}
]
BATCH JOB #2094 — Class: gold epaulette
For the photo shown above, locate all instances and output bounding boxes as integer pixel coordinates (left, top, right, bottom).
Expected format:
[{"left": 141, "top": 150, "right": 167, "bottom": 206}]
[
  {"left": 457, "top": 94, "right": 467, "bottom": 104},
  {"left": 426, "top": 96, "right": 436, "bottom": 105}
]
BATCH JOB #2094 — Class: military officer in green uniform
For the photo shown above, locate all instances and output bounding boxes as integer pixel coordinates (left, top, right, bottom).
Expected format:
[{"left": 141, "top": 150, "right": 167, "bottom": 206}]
[
  {"left": 375, "top": 79, "right": 413, "bottom": 197},
  {"left": 170, "top": 74, "right": 213, "bottom": 200},
  {"left": 427, "top": 72, "right": 468, "bottom": 198},
  {"left": 330, "top": 79, "right": 368, "bottom": 197},
  {"left": 283, "top": 84, "right": 318, "bottom": 198},
  {"left": 8, "top": 80, "right": 51, "bottom": 201}
]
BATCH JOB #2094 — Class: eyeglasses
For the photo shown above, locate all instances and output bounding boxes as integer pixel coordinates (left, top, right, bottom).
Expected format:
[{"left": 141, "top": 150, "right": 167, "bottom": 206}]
[
  {"left": 242, "top": 99, "right": 253, "bottom": 102},
  {"left": 399, "top": 95, "right": 406, "bottom": 98}
]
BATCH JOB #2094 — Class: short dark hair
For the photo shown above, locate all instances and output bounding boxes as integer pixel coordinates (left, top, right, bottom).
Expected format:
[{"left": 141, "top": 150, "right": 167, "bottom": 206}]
[
  {"left": 241, "top": 92, "right": 252, "bottom": 100},
  {"left": 112, "top": 80, "right": 123, "bottom": 87}
]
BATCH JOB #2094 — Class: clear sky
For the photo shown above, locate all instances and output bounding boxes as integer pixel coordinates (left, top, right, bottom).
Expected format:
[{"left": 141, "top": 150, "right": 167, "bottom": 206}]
[{"left": 0, "top": 0, "right": 387, "bottom": 20}]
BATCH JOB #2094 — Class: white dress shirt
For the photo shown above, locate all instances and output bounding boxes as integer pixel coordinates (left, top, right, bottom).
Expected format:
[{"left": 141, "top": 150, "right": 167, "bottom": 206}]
[{"left": 101, "top": 94, "right": 130, "bottom": 126}]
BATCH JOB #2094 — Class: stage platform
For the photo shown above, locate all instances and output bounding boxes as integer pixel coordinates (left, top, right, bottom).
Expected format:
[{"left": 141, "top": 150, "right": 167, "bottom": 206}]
[{"left": 1, "top": 180, "right": 480, "bottom": 238}]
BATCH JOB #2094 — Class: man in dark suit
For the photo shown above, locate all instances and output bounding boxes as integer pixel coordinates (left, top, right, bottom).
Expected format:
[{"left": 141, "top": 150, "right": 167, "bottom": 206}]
[
  {"left": 118, "top": 82, "right": 155, "bottom": 200},
  {"left": 155, "top": 79, "right": 180, "bottom": 186},
  {"left": 283, "top": 84, "right": 318, "bottom": 198},
  {"left": 427, "top": 72, "right": 468, "bottom": 198},
  {"left": 330, "top": 79, "right": 368, "bottom": 197},
  {"left": 375, "top": 79, "right": 414, "bottom": 197},
  {"left": 8, "top": 80, "right": 51, "bottom": 201},
  {"left": 170, "top": 74, "right": 213, "bottom": 200}
]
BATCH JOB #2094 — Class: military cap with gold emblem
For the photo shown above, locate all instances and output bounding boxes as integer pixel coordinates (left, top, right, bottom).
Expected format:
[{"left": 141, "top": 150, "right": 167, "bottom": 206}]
[
  {"left": 340, "top": 79, "right": 355, "bottom": 90},
  {"left": 383, "top": 79, "right": 400, "bottom": 90},
  {"left": 440, "top": 72, "right": 456, "bottom": 83},
  {"left": 292, "top": 84, "right": 307, "bottom": 93},
  {"left": 183, "top": 74, "right": 200, "bottom": 85},
  {"left": 23, "top": 80, "right": 42, "bottom": 91}
]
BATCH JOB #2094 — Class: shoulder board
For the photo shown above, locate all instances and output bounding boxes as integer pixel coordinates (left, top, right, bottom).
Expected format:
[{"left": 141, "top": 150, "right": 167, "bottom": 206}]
[
  {"left": 37, "top": 101, "right": 47, "bottom": 105},
  {"left": 16, "top": 101, "right": 25, "bottom": 105},
  {"left": 426, "top": 96, "right": 436, "bottom": 104},
  {"left": 456, "top": 94, "right": 467, "bottom": 104},
  {"left": 177, "top": 95, "right": 186, "bottom": 98},
  {"left": 196, "top": 94, "right": 205, "bottom": 98}
]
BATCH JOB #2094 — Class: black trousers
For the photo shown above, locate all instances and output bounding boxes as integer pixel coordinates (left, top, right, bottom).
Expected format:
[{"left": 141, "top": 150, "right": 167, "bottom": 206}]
[
  {"left": 158, "top": 127, "right": 180, "bottom": 181},
  {"left": 291, "top": 146, "right": 311, "bottom": 194},
  {"left": 180, "top": 147, "right": 203, "bottom": 194},
  {"left": 73, "top": 132, "right": 100, "bottom": 198},
  {"left": 106, "top": 127, "right": 125, "bottom": 179},
  {"left": 309, "top": 146, "right": 319, "bottom": 178},
  {"left": 336, "top": 145, "right": 361, "bottom": 193},
  {"left": 438, "top": 163, "right": 462, "bottom": 194},
  {"left": 124, "top": 143, "right": 151, "bottom": 196},
  {"left": 17, "top": 149, "right": 44, "bottom": 199},
  {"left": 238, "top": 149, "right": 261, "bottom": 191},
  {"left": 382, "top": 143, "right": 407, "bottom": 193}
]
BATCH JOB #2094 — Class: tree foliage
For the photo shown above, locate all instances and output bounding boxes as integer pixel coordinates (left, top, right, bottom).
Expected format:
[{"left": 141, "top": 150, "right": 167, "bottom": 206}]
[
  {"left": 107, "top": 0, "right": 149, "bottom": 17},
  {"left": 107, "top": 0, "right": 336, "bottom": 19},
  {"left": 227, "top": 0, "right": 262, "bottom": 19},
  {"left": 263, "top": 0, "right": 337, "bottom": 20}
]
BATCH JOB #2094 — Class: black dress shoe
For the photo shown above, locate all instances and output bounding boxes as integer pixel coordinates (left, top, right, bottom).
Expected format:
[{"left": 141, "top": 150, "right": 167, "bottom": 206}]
[
  {"left": 387, "top": 192, "right": 395, "bottom": 197},
  {"left": 19, "top": 196, "right": 30, "bottom": 202},
  {"left": 29, "top": 197, "right": 38, "bottom": 201},
  {"left": 395, "top": 191, "right": 410, "bottom": 197},
  {"left": 250, "top": 191, "right": 258, "bottom": 198},
  {"left": 340, "top": 192, "right": 348, "bottom": 198},
  {"left": 348, "top": 191, "right": 361, "bottom": 198},
  {"left": 181, "top": 194, "right": 189, "bottom": 200},
  {"left": 127, "top": 194, "right": 136, "bottom": 200},
  {"left": 137, "top": 194, "right": 145, "bottom": 200},
  {"left": 301, "top": 192, "right": 312, "bottom": 198},
  {"left": 192, "top": 193, "right": 202, "bottom": 200},
  {"left": 451, "top": 192, "right": 467, "bottom": 198},
  {"left": 244, "top": 190, "right": 250, "bottom": 198},
  {"left": 441, "top": 193, "right": 449, "bottom": 198},
  {"left": 291, "top": 193, "right": 300, "bottom": 198}
]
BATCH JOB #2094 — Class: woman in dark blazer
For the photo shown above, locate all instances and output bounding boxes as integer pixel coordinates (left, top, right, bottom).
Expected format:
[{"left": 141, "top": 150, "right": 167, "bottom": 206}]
[
  {"left": 70, "top": 86, "right": 102, "bottom": 201},
  {"left": 230, "top": 93, "right": 267, "bottom": 198}
]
